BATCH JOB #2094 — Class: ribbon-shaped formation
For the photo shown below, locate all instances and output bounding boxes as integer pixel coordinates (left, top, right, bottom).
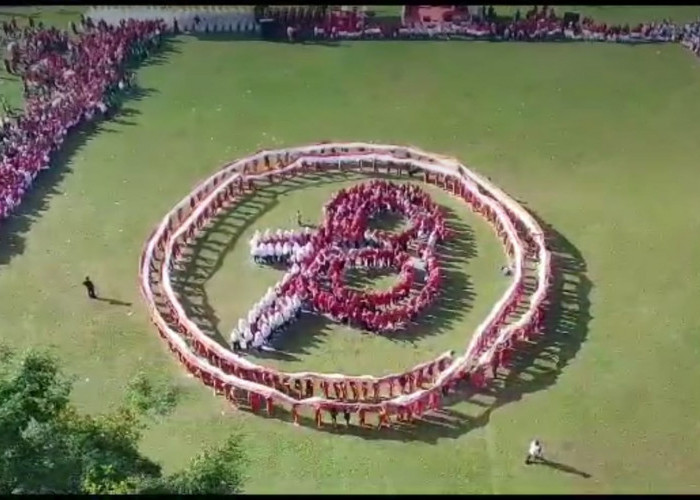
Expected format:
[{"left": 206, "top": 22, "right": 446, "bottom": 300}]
[{"left": 233, "top": 180, "right": 448, "bottom": 349}]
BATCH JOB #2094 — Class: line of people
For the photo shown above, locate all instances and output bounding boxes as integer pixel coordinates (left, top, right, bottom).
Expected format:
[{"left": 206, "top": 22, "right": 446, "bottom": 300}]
[
  {"left": 680, "top": 21, "right": 700, "bottom": 57},
  {"left": 0, "top": 19, "right": 165, "bottom": 222},
  {"left": 85, "top": 6, "right": 258, "bottom": 36},
  {"left": 249, "top": 227, "right": 314, "bottom": 265},
  {"left": 302, "top": 250, "right": 439, "bottom": 332},
  {"left": 231, "top": 291, "right": 302, "bottom": 351},
  {"left": 292, "top": 5, "right": 699, "bottom": 50}
]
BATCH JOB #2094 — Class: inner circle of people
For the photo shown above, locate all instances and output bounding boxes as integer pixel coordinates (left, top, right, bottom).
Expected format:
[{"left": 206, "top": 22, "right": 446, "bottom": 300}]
[{"left": 229, "top": 179, "right": 450, "bottom": 352}]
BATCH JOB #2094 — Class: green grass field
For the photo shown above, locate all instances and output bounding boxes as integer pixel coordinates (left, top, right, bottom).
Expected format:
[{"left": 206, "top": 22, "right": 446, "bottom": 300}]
[{"left": 1, "top": 5, "right": 700, "bottom": 494}]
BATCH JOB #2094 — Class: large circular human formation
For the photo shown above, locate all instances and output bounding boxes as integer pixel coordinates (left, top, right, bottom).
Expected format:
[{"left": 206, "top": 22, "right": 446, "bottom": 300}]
[{"left": 139, "top": 143, "right": 553, "bottom": 429}]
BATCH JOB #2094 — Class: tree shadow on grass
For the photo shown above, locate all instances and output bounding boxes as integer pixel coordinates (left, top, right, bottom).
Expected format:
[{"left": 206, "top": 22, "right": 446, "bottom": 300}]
[
  {"left": 184, "top": 31, "right": 349, "bottom": 49},
  {"left": 171, "top": 170, "right": 477, "bottom": 357},
  {"left": 0, "top": 10, "right": 32, "bottom": 19}
]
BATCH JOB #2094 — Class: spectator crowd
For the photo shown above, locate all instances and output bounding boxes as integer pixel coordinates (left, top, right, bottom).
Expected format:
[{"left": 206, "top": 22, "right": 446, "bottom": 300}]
[
  {"left": 0, "top": 17, "right": 164, "bottom": 220},
  {"left": 265, "top": 5, "right": 700, "bottom": 57},
  {"left": 1, "top": 7, "right": 699, "bottom": 228}
]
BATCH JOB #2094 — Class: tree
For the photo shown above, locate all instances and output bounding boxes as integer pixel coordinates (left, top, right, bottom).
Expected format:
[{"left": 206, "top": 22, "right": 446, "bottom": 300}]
[
  {"left": 0, "top": 347, "right": 161, "bottom": 493},
  {"left": 135, "top": 435, "right": 247, "bottom": 495},
  {"left": 0, "top": 346, "right": 246, "bottom": 494}
]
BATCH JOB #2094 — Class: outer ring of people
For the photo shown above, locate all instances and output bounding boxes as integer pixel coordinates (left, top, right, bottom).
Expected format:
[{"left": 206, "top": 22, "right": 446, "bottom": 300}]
[{"left": 139, "top": 143, "right": 553, "bottom": 429}]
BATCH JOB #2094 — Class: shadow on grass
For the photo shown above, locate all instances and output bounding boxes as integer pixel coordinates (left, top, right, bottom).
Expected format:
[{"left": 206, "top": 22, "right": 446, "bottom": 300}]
[
  {"left": 392, "top": 214, "right": 592, "bottom": 444},
  {"left": 0, "top": 73, "right": 161, "bottom": 270},
  {"left": 183, "top": 31, "right": 347, "bottom": 49},
  {"left": 162, "top": 164, "right": 589, "bottom": 444},
  {"left": 254, "top": 36, "right": 667, "bottom": 48},
  {"left": 131, "top": 36, "right": 183, "bottom": 69},
  {"left": 249, "top": 211, "right": 592, "bottom": 444},
  {"left": 534, "top": 458, "right": 592, "bottom": 479},
  {"left": 171, "top": 170, "right": 477, "bottom": 357},
  {"left": 171, "top": 171, "right": 592, "bottom": 443},
  {"left": 94, "top": 297, "right": 133, "bottom": 307},
  {"left": 189, "top": 32, "right": 260, "bottom": 43},
  {"left": 171, "top": 171, "right": 361, "bottom": 350}
]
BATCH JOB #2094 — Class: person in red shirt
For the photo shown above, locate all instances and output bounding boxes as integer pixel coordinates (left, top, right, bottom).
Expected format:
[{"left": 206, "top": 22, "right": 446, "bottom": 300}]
[
  {"left": 315, "top": 406, "right": 323, "bottom": 428},
  {"left": 377, "top": 406, "right": 389, "bottom": 429},
  {"left": 292, "top": 404, "right": 300, "bottom": 426}
]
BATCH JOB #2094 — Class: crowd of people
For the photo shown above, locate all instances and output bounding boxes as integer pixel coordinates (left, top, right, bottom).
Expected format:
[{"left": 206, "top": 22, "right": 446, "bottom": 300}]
[
  {"left": 231, "top": 290, "right": 302, "bottom": 351},
  {"left": 0, "top": 8, "right": 689, "bottom": 427},
  {"left": 267, "top": 5, "right": 700, "bottom": 53},
  {"left": 249, "top": 226, "right": 314, "bottom": 265},
  {"left": 150, "top": 150, "right": 550, "bottom": 428},
  {"left": 252, "top": 5, "right": 700, "bottom": 58},
  {"left": 680, "top": 21, "right": 700, "bottom": 56},
  {"left": 230, "top": 180, "right": 448, "bottom": 351},
  {"left": 86, "top": 6, "right": 257, "bottom": 36},
  {"left": 301, "top": 247, "right": 430, "bottom": 331},
  {"left": 0, "top": 17, "right": 164, "bottom": 221}
]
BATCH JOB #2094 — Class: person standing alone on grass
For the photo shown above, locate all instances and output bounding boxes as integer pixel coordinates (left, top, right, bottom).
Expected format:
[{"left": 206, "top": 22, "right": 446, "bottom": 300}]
[
  {"left": 82, "top": 276, "right": 97, "bottom": 299},
  {"left": 525, "top": 439, "right": 544, "bottom": 465}
]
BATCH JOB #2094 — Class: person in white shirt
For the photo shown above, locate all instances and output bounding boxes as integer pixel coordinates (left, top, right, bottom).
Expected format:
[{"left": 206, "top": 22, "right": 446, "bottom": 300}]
[
  {"left": 260, "top": 322, "right": 271, "bottom": 341},
  {"left": 525, "top": 439, "right": 544, "bottom": 464},
  {"left": 427, "top": 230, "right": 438, "bottom": 248},
  {"left": 273, "top": 310, "right": 283, "bottom": 328},
  {"left": 243, "top": 327, "right": 253, "bottom": 342},
  {"left": 273, "top": 242, "right": 283, "bottom": 260},
  {"left": 263, "top": 243, "right": 272, "bottom": 262},
  {"left": 252, "top": 330, "right": 264, "bottom": 350},
  {"left": 230, "top": 329, "right": 241, "bottom": 351}
]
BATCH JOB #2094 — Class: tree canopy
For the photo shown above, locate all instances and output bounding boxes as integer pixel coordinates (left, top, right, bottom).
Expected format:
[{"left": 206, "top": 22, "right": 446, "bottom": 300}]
[{"left": 0, "top": 346, "right": 245, "bottom": 494}]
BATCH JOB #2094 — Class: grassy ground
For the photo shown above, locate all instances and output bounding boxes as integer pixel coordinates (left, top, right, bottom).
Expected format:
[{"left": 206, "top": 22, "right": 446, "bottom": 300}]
[
  {"left": 172, "top": 172, "right": 507, "bottom": 377},
  {"left": 1, "top": 6, "right": 700, "bottom": 494}
]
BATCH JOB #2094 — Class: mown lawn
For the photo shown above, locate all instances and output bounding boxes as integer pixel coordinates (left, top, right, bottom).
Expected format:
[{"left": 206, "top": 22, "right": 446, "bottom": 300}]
[{"left": 1, "top": 6, "right": 700, "bottom": 494}]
